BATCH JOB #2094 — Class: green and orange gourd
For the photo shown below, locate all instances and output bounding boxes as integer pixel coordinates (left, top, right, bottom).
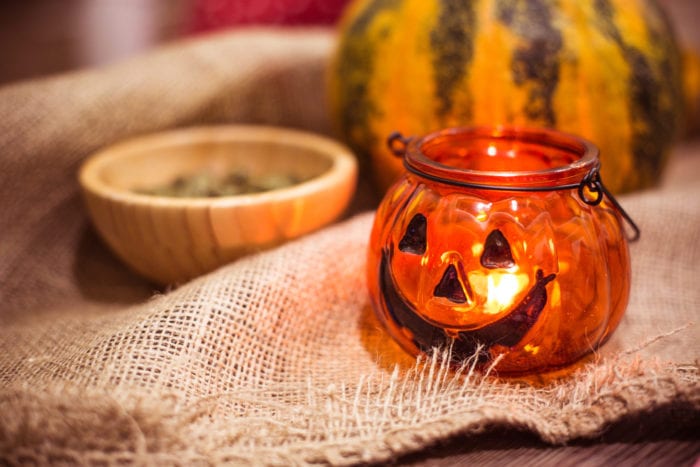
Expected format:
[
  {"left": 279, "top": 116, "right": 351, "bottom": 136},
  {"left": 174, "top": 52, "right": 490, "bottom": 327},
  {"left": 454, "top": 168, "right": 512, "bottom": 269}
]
[{"left": 328, "top": 0, "right": 683, "bottom": 194}]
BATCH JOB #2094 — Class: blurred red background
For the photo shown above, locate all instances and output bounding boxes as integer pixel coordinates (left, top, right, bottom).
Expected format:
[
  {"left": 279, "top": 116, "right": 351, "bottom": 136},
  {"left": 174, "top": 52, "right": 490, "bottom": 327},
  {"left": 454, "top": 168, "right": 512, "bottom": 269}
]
[{"left": 190, "top": 0, "right": 351, "bottom": 30}]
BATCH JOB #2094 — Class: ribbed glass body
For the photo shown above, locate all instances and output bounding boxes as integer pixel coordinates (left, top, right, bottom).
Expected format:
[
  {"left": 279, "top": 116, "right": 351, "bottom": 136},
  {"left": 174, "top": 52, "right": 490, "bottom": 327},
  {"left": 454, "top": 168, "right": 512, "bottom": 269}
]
[{"left": 367, "top": 127, "right": 631, "bottom": 375}]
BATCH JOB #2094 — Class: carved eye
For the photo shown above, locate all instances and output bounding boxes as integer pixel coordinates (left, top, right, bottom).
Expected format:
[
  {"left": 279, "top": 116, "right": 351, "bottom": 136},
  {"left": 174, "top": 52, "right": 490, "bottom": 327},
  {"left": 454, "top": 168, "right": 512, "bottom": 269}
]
[
  {"left": 399, "top": 213, "right": 427, "bottom": 255},
  {"left": 434, "top": 264, "right": 467, "bottom": 303},
  {"left": 481, "top": 229, "right": 515, "bottom": 269}
]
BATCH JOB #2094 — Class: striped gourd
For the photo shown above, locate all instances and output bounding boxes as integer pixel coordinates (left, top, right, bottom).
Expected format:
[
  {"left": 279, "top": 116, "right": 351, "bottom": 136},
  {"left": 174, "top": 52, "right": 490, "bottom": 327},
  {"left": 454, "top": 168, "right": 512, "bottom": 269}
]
[{"left": 329, "top": 0, "right": 683, "bottom": 193}]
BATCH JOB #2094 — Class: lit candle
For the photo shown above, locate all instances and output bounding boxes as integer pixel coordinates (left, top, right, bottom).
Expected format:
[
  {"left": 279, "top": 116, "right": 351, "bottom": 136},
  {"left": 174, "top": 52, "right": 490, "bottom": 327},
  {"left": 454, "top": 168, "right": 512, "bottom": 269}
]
[{"left": 368, "top": 126, "right": 634, "bottom": 375}]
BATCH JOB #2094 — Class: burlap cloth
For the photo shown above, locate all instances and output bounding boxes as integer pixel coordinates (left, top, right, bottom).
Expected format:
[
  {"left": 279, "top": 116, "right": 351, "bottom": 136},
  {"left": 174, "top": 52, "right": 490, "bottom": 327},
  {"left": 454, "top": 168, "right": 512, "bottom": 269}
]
[{"left": 0, "top": 29, "right": 698, "bottom": 465}]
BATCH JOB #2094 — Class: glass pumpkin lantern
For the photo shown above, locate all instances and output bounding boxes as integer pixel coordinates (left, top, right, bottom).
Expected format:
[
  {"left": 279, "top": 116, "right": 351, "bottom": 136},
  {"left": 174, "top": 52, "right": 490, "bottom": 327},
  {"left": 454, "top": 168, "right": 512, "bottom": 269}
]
[{"left": 367, "top": 126, "right": 638, "bottom": 375}]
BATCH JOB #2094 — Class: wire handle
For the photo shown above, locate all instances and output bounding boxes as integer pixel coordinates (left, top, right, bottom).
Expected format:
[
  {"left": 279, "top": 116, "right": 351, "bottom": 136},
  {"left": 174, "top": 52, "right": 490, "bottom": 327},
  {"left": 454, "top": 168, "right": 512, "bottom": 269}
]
[
  {"left": 387, "top": 131, "right": 411, "bottom": 157},
  {"left": 578, "top": 167, "right": 640, "bottom": 242},
  {"left": 386, "top": 131, "right": 640, "bottom": 242}
]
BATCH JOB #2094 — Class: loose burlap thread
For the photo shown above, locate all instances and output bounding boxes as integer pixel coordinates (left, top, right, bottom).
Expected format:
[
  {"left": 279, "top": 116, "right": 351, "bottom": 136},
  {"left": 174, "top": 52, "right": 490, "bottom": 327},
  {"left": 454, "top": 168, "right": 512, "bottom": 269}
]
[{"left": 0, "top": 29, "right": 698, "bottom": 465}]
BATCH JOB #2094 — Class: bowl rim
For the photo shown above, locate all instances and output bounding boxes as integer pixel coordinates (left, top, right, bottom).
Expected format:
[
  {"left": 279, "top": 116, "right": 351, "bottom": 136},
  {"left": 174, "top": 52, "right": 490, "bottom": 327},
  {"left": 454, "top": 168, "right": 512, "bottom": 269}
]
[{"left": 78, "top": 124, "right": 358, "bottom": 207}]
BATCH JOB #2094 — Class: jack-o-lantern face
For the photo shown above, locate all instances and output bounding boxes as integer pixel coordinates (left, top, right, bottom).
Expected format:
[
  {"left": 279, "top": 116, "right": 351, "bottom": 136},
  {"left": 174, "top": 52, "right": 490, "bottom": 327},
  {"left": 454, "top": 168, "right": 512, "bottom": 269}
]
[
  {"left": 389, "top": 189, "right": 562, "bottom": 326},
  {"left": 381, "top": 195, "right": 557, "bottom": 360}
]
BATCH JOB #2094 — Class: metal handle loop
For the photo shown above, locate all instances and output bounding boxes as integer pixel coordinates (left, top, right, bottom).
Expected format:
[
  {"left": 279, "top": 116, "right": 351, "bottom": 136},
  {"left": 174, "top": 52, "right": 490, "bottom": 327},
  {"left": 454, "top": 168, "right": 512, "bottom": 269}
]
[
  {"left": 578, "top": 167, "right": 605, "bottom": 206},
  {"left": 577, "top": 167, "right": 640, "bottom": 242},
  {"left": 387, "top": 131, "right": 411, "bottom": 157}
]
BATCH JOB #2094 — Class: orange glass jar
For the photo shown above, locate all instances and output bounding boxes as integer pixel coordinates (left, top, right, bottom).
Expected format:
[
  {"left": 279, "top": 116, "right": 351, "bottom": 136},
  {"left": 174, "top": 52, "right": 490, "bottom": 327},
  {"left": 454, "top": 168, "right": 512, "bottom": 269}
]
[{"left": 367, "top": 126, "right": 636, "bottom": 375}]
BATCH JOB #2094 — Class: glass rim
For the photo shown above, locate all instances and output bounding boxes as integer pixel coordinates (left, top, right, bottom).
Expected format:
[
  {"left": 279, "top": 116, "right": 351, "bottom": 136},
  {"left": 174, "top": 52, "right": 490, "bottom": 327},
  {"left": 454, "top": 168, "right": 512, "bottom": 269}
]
[{"left": 403, "top": 126, "right": 600, "bottom": 190}]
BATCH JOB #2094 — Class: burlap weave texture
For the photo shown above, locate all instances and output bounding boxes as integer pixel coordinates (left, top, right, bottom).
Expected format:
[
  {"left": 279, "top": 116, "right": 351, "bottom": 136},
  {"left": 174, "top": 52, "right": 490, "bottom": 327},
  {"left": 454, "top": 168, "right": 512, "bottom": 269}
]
[{"left": 0, "top": 29, "right": 698, "bottom": 465}]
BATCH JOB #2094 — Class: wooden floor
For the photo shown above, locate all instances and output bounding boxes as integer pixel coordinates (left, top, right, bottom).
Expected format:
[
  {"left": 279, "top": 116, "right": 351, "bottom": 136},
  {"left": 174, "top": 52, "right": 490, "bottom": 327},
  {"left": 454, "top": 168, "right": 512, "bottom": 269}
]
[{"left": 405, "top": 421, "right": 700, "bottom": 466}]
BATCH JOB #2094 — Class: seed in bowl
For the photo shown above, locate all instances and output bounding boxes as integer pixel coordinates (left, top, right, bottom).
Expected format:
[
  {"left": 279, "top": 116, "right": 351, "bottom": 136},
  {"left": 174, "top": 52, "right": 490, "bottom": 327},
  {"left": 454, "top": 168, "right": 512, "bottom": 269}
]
[{"left": 137, "top": 170, "right": 310, "bottom": 198}]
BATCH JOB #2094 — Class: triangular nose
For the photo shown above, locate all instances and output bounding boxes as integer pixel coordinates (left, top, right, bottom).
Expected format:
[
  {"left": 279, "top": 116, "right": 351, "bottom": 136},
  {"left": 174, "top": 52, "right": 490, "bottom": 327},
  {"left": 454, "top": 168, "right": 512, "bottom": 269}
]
[{"left": 434, "top": 264, "right": 467, "bottom": 303}]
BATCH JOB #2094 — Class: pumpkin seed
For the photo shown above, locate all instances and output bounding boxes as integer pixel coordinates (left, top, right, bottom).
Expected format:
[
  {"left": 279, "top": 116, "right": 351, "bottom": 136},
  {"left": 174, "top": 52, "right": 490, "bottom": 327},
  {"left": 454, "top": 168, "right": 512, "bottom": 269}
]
[{"left": 137, "top": 170, "right": 309, "bottom": 198}]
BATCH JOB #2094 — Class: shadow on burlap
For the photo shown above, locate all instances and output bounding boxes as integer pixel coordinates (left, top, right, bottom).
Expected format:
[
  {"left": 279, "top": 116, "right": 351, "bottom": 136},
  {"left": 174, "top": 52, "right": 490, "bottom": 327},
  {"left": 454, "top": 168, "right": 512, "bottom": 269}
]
[{"left": 0, "top": 29, "right": 698, "bottom": 465}]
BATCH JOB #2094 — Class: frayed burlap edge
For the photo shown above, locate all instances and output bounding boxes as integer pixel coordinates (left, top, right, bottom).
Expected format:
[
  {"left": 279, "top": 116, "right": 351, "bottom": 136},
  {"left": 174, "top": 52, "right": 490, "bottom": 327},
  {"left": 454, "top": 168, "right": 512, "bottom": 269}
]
[{"left": 2, "top": 350, "right": 697, "bottom": 466}]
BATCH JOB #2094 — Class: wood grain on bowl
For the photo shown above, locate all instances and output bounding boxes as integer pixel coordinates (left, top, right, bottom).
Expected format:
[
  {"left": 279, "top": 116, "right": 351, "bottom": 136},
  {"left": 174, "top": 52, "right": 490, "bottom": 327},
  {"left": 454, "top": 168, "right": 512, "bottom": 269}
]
[{"left": 79, "top": 126, "right": 358, "bottom": 285}]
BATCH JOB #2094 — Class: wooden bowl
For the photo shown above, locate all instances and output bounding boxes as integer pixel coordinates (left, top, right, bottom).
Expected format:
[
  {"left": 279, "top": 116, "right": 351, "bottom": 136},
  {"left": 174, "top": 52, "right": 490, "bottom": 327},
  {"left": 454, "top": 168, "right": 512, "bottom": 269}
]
[{"left": 79, "top": 125, "right": 358, "bottom": 285}]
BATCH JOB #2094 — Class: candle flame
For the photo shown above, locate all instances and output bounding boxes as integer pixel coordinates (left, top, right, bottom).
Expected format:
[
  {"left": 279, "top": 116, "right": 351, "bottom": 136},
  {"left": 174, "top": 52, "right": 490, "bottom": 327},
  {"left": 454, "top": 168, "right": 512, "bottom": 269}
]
[{"left": 483, "top": 272, "right": 529, "bottom": 314}]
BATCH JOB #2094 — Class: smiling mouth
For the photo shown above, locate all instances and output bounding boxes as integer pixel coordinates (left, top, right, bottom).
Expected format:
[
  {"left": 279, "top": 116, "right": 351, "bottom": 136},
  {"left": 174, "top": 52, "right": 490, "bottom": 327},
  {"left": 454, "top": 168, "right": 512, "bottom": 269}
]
[{"left": 378, "top": 250, "right": 556, "bottom": 362}]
